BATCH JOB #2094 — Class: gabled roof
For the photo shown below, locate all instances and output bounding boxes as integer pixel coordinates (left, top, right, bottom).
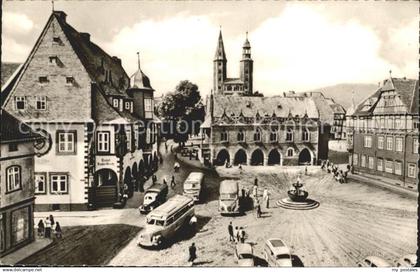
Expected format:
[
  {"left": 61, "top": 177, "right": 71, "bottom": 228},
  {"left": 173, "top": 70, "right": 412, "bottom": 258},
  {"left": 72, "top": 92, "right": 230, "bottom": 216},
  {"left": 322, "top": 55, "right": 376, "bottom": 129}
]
[
  {"left": 1, "top": 64, "right": 23, "bottom": 107},
  {"left": 0, "top": 109, "right": 42, "bottom": 143},
  {"left": 212, "top": 95, "right": 319, "bottom": 119}
]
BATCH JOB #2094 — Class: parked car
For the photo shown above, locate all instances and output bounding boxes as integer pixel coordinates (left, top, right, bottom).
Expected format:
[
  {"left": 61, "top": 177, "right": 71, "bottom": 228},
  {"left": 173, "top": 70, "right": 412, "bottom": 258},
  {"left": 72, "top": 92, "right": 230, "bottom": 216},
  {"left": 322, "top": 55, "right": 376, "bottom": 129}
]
[
  {"left": 264, "top": 238, "right": 292, "bottom": 267},
  {"left": 396, "top": 254, "right": 417, "bottom": 267},
  {"left": 183, "top": 172, "right": 204, "bottom": 202},
  {"left": 219, "top": 180, "right": 241, "bottom": 215},
  {"left": 357, "top": 256, "right": 391, "bottom": 267},
  {"left": 139, "top": 183, "right": 169, "bottom": 214},
  {"left": 234, "top": 243, "right": 254, "bottom": 266}
]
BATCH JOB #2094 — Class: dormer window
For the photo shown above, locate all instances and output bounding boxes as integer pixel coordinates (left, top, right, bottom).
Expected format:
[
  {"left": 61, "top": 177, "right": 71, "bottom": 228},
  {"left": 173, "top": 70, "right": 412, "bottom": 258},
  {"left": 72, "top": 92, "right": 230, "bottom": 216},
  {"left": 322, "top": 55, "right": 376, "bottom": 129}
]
[
  {"left": 39, "top": 76, "right": 49, "bottom": 84},
  {"left": 113, "top": 98, "right": 119, "bottom": 108},
  {"left": 66, "top": 76, "right": 74, "bottom": 85},
  {"left": 49, "top": 56, "right": 58, "bottom": 65},
  {"left": 52, "top": 36, "right": 62, "bottom": 45}
]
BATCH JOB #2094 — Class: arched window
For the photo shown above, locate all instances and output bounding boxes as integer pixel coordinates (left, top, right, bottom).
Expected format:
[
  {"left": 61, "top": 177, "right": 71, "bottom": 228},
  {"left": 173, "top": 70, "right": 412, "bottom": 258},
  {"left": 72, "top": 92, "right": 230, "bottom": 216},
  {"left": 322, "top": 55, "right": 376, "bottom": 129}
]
[
  {"left": 286, "top": 128, "right": 294, "bottom": 142},
  {"left": 254, "top": 128, "right": 262, "bottom": 142},
  {"left": 270, "top": 129, "right": 278, "bottom": 142},
  {"left": 237, "top": 130, "right": 245, "bottom": 142},
  {"left": 287, "top": 148, "right": 294, "bottom": 157},
  {"left": 6, "top": 165, "right": 21, "bottom": 192},
  {"left": 220, "top": 130, "right": 228, "bottom": 142},
  {"left": 302, "top": 128, "right": 310, "bottom": 142}
]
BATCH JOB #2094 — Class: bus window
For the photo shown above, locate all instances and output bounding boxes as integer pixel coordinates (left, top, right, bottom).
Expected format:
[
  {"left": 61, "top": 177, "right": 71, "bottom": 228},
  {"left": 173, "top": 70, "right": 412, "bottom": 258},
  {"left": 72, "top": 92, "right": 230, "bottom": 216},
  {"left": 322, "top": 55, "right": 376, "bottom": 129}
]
[
  {"left": 166, "top": 217, "right": 174, "bottom": 226},
  {"left": 155, "top": 220, "right": 165, "bottom": 226},
  {"left": 147, "top": 218, "right": 155, "bottom": 225}
]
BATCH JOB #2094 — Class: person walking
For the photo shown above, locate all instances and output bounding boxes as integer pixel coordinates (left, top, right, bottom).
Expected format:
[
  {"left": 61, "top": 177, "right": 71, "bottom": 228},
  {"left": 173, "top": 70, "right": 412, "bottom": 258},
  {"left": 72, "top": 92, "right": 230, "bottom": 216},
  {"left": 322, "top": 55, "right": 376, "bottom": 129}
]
[
  {"left": 152, "top": 174, "right": 157, "bottom": 185},
  {"left": 263, "top": 189, "right": 270, "bottom": 209},
  {"left": 254, "top": 178, "right": 258, "bottom": 187},
  {"left": 252, "top": 185, "right": 258, "bottom": 199},
  {"left": 37, "top": 219, "right": 45, "bottom": 237},
  {"left": 256, "top": 202, "right": 262, "bottom": 218},
  {"left": 49, "top": 214, "right": 55, "bottom": 227},
  {"left": 228, "top": 222, "right": 234, "bottom": 242},
  {"left": 234, "top": 226, "right": 240, "bottom": 242},
  {"left": 163, "top": 178, "right": 167, "bottom": 186},
  {"left": 188, "top": 243, "right": 197, "bottom": 265},
  {"left": 239, "top": 227, "right": 246, "bottom": 243},
  {"left": 159, "top": 156, "right": 163, "bottom": 164},
  {"left": 55, "top": 222, "right": 62, "bottom": 239},
  {"left": 45, "top": 217, "right": 51, "bottom": 238},
  {"left": 171, "top": 175, "right": 176, "bottom": 188},
  {"left": 189, "top": 215, "right": 198, "bottom": 231}
]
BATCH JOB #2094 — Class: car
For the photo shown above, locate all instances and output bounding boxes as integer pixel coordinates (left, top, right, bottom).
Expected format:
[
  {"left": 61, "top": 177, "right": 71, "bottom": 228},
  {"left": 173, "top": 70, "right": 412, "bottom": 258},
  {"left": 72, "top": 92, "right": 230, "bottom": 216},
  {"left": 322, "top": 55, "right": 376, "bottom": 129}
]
[
  {"left": 138, "top": 183, "right": 168, "bottom": 214},
  {"left": 396, "top": 254, "right": 417, "bottom": 267},
  {"left": 234, "top": 243, "right": 254, "bottom": 267},
  {"left": 357, "top": 256, "right": 391, "bottom": 267},
  {"left": 264, "top": 238, "right": 292, "bottom": 267}
]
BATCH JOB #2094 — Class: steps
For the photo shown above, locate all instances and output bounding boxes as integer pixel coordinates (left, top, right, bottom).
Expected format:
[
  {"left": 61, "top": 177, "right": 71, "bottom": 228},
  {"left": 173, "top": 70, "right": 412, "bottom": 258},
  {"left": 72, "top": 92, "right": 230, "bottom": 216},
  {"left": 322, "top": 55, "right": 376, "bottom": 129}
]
[
  {"left": 93, "top": 186, "right": 117, "bottom": 207},
  {"left": 276, "top": 198, "right": 320, "bottom": 210}
]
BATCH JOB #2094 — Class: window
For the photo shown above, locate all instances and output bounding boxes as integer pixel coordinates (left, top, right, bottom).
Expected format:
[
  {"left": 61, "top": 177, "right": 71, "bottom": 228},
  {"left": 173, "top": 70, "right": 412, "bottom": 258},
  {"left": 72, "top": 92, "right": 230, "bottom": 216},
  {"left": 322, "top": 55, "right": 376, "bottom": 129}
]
[
  {"left": 66, "top": 76, "right": 74, "bottom": 85},
  {"left": 113, "top": 99, "right": 119, "bottom": 108},
  {"left": 377, "top": 158, "right": 383, "bottom": 171},
  {"left": 380, "top": 117, "right": 385, "bottom": 129},
  {"left": 368, "top": 157, "right": 374, "bottom": 169},
  {"left": 286, "top": 128, "right": 293, "bottom": 142},
  {"left": 377, "top": 136, "right": 384, "bottom": 149},
  {"left": 386, "top": 117, "right": 393, "bottom": 129},
  {"left": 35, "top": 173, "right": 46, "bottom": 194},
  {"left": 386, "top": 137, "right": 393, "bottom": 151},
  {"left": 254, "top": 129, "right": 262, "bottom": 142},
  {"left": 6, "top": 166, "right": 21, "bottom": 193},
  {"left": 394, "top": 161, "right": 402, "bottom": 175},
  {"left": 36, "top": 96, "right": 47, "bottom": 110},
  {"left": 287, "top": 148, "right": 294, "bottom": 157},
  {"left": 52, "top": 36, "right": 61, "bottom": 44},
  {"left": 50, "top": 174, "right": 68, "bottom": 194},
  {"left": 385, "top": 160, "right": 393, "bottom": 173},
  {"left": 220, "top": 130, "right": 228, "bottom": 142},
  {"left": 11, "top": 207, "right": 29, "bottom": 246},
  {"left": 57, "top": 131, "right": 76, "bottom": 154},
  {"left": 237, "top": 130, "right": 245, "bottom": 142},
  {"left": 361, "top": 155, "right": 366, "bottom": 168},
  {"left": 97, "top": 131, "right": 110, "bottom": 153},
  {"left": 395, "top": 137, "right": 403, "bottom": 152},
  {"left": 15, "top": 96, "right": 26, "bottom": 110},
  {"left": 49, "top": 56, "right": 58, "bottom": 65},
  {"left": 302, "top": 128, "right": 310, "bottom": 142},
  {"left": 270, "top": 129, "right": 278, "bottom": 142},
  {"left": 394, "top": 117, "right": 403, "bottom": 129},
  {"left": 8, "top": 143, "right": 18, "bottom": 152},
  {"left": 408, "top": 163, "right": 416, "bottom": 178},
  {"left": 144, "top": 98, "right": 153, "bottom": 119},
  {"left": 39, "top": 76, "right": 48, "bottom": 83},
  {"left": 353, "top": 154, "right": 358, "bottom": 166},
  {"left": 413, "top": 138, "right": 419, "bottom": 154},
  {"left": 364, "top": 135, "right": 372, "bottom": 148},
  {"left": 125, "top": 101, "right": 131, "bottom": 110}
]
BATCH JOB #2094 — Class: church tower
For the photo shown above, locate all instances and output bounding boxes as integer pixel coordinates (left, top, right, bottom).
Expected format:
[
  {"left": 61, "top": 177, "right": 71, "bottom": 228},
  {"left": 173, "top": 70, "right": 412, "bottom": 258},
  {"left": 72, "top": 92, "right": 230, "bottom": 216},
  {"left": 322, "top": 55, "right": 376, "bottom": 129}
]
[
  {"left": 214, "top": 29, "right": 227, "bottom": 94},
  {"left": 240, "top": 32, "right": 253, "bottom": 95}
]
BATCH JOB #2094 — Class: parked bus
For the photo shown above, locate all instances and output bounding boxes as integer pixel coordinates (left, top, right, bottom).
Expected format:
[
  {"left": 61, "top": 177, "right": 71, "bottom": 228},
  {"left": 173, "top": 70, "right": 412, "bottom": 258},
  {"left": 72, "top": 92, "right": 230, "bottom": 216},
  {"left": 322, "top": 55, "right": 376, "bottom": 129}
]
[
  {"left": 183, "top": 172, "right": 204, "bottom": 202},
  {"left": 138, "top": 183, "right": 169, "bottom": 214},
  {"left": 219, "top": 179, "right": 240, "bottom": 215},
  {"left": 137, "top": 194, "right": 195, "bottom": 247}
]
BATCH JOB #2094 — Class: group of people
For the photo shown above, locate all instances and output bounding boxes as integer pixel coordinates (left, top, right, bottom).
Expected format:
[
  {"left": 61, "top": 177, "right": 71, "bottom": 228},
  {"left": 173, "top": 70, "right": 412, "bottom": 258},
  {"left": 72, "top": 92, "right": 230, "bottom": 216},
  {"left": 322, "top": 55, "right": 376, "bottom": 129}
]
[
  {"left": 37, "top": 214, "right": 62, "bottom": 239},
  {"left": 321, "top": 160, "right": 350, "bottom": 183},
  {"left": 227, "top": 222, "right": 247, "bottom": 243}
]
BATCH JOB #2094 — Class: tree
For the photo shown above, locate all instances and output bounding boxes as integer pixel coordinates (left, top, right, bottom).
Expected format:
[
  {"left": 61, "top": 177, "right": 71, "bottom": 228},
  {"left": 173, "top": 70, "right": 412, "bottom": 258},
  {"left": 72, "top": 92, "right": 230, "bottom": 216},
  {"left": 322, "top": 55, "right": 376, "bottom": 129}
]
[{"left": 157, "top": 80, "right": 205, "bottom": 144}]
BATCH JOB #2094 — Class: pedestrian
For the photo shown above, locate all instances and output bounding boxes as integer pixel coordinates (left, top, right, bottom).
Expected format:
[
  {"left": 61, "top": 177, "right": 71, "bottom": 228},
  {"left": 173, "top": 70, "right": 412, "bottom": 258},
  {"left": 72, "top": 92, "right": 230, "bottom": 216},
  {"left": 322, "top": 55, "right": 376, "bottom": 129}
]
[
  {"left": 256, "top": 202, "right": 262, "bottom": 218},
  {"left": 171, "top": 175, "right": 176, "bottom": 188},
  {"left": 159, "top": 156, "right": 163, "bottom": 164},
  {"left": 305, "top": 166, "right": 308, "bottom": 175},
  {"left": 236, "top": 226, "right": 241, "bottom": 242},
  {"left": 263, "top": 189, "right": 270, "bottom": 209},
  {"left": 189, "top": 215, "right": 198, "bottom": 231},
  {"left": 254, "top": 178, "right": 258, "bottom": 187},
  {"left": 238, "top": 163, "right": 242, "bottom": 171},
  {"left": 252, "top": 185, "right": 258, "bottom": 199},
  {"left": 241, "top": 188, "right": 246, "bottom": 199},
  {"left": 37, "top": 219, "right": 44, "bottom": 237},
  {"left": 239, "top": 227, "right": 246, "bottom": 243},
  {"left": 234, "top": 226, "right": 239, "bottom": 242},
  {"left": 45, "top": 217, "right": 51, "bottom": 238},
  {"left": 49, "top": 214, "right": 55, "bottom": 227},
  {"left": 152, "top": 174, "right": 157, "bottom": 184},
  {"left": 188, "top": 243, "right": 197, "bottom": 265},
  {"left": 189, "top": 151, "right": 192, "bottom": 160},
  {"left": 165, "top": 141, "right": 168, "bottom": 151},
  {"left": 163, "top": 178, "right": 167, "bottom": 186},
  {"left": 55, "top": 222, "right": 62, "bottom": 239},
  {"left": 228, "top": 222, "right": 234, "bottom": 242}
]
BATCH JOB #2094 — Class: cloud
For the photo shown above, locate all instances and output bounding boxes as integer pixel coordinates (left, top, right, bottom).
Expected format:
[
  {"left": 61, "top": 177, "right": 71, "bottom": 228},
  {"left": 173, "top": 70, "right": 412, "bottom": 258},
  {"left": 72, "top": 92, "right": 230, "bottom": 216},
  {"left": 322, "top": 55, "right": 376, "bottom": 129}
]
[
  {"left": 3, "top": 12, "right": 34, "bottom": 34},
  {"left": 1, "top": 37, "right": 31, "bottom": 63}
]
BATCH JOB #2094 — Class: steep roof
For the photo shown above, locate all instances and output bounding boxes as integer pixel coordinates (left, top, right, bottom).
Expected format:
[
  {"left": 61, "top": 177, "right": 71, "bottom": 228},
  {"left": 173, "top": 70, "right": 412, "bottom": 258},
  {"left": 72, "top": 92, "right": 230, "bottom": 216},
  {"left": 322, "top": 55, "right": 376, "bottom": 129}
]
[
  {"left": 311, "top": 96, "right": 335, "bottom": 124},
  {"left": 212, "top": 95, "right": 319, "bottom": 119},
  {"left": 214, "top": 30, "right": 227, "bottom": 61},
  {"left": 0, "top": 109, "right": 42, "bottom": 143},
  {"left": 1, "top": 64, "right": 23, "bottom": 107}
]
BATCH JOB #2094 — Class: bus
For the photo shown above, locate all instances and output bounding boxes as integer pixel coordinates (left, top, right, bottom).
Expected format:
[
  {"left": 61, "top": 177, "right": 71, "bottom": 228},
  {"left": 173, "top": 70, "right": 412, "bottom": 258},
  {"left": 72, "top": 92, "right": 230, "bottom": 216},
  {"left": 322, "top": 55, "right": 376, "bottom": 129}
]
[
  {"left": 137, "top": 194, "right": 195, "bottom": 247},
  {"left": 138, "top": 183, "right": 169, "bottom": 214},
  {"left": 183, "top": 172, "right": 204, "bottom": 202},
  {"left": 219, "top": 179, "right": 240, "bottom": 215}
]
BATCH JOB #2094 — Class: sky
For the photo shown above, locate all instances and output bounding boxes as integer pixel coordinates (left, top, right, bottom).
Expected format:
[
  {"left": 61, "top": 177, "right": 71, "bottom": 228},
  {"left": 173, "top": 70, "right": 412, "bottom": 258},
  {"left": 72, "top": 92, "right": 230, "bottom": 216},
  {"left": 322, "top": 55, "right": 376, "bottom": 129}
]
[{"left": 2, "top": 1, "right": 418, "bottom": 97}]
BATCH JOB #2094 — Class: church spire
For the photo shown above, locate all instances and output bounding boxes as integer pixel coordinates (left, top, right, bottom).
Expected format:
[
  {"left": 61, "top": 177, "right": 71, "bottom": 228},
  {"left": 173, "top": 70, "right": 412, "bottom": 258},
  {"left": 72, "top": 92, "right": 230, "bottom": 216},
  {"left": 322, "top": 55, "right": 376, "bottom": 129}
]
[{"left": 214, "top": 28, "right": 227, "bottom": 61}]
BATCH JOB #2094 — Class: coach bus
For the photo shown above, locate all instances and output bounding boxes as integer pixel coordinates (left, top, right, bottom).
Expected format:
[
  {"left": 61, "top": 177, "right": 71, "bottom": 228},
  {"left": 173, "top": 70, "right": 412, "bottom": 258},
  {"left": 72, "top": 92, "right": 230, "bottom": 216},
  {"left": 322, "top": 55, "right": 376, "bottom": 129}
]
[{"left": 219, "top": 179, "right": 240, "bottom": 215}]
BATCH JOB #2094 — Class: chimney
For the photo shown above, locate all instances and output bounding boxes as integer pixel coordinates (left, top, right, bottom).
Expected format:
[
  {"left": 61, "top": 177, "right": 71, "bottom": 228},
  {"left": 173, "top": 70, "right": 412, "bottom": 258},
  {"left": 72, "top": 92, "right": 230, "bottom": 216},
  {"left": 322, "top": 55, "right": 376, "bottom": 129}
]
[
  {"left": 80, "top": 32, "right": 91, "bottom": 42},
  {"left": 54, "top": 11, "right": 67, "bottom": 22},
  {"left": 112, "top": 56, "right": 122, "bottom": 66}
]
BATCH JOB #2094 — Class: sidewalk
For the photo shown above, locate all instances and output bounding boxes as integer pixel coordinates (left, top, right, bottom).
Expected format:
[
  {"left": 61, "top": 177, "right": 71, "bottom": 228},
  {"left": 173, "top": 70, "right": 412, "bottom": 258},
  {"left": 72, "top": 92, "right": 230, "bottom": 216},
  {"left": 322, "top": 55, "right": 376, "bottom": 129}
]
[
  {"left": 1, "top": 236, "right": 52, "bottom": 265},
  {"left": 349, "top": 172, "right": 418, "bottom": 199}
]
